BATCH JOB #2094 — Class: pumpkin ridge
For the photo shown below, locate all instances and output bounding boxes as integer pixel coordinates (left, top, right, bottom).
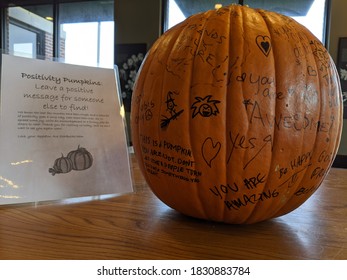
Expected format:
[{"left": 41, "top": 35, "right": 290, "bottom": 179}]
[
  {"left": 242, "top": 9, "right": 277, "bottom": 224},
  {"left": 332, "top": 64, "right": 344, "bottom": 152},
  {"left": 270, "top": 29, "right": 338, "bottom": 219},
  {"left": 253, "top": 13, "right": 305, "bottom": 222},
  {"left": 275, "top": 53, "right": 342, "bottom": 218},
  {"left": 231, "top": 7, "right": 283, "bottom": 223},
  {"left": 279, "top": 28, "right": 324, "bottom": 213},
  {"left": 221, "top": 6, "right": 234, "bottom": 223},
  {"left": 132, "top": 39, "right": 163, "bottom": 188},
  {"left": 132, "top": 29, "right": 159, "bottom": 208},
  {"left": 236, "top": 6, "right": 256, "bottom": 223},
  {"left": 161, "top": 22, "right": 191, "bottom": 213},
  {"left": 191, "top": 10, "right": 219, "bottom": 220},
  {"left": 197, "top": 10, "right": 229, "bottom": 220},
  {"left": 281, "top": 29, "right": 323, "bottom": 212},
  {"left": 182, "top": 9, "right": 221, "bottom": 219}
]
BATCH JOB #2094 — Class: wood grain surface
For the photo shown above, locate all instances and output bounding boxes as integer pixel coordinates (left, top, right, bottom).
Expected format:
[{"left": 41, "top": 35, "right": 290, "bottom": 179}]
[{"left": 0, "top": 156, "right": 346, "bottom": 260}]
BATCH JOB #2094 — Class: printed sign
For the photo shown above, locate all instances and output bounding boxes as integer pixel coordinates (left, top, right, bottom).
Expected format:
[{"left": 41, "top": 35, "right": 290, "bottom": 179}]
[{"left": 0, "top": 54, "right": 133, "bottom": 204}]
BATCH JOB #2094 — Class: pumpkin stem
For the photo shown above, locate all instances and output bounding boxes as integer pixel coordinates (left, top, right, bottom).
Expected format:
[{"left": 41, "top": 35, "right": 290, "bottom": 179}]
[
  {"left": 239, "top": 0, "right": 244, "bottom": 5},
  {"left": 49, "top": 167, "right": 56, "bottom": 176}
]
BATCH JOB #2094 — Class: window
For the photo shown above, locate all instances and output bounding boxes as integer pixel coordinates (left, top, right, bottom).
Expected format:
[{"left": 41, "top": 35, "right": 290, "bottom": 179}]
[
  {"left": 244, "top": 0, "right": 328, "bottom": 43},
  {"left": 1, "top": 0, "right": 114, "bottom": 68},
  {"left": 7, "top": 5, "right": 53, "bottom": 59},
  {"left": 163, "top": 0, "right": 330, "bottom": 45},
  {"left": 164, "top": 0, "right": 238, "bottom": 31},
  {"left": 58, "top": 1, "right": 114, "bottom": 68},
  {"left": 9, "top": 23, "right": 40, "bottom": 58}
]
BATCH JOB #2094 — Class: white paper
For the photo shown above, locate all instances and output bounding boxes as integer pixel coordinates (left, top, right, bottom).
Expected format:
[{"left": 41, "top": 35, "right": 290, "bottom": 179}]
[{"left": 0, "top": 54, "right": 133, "bottom": 204}]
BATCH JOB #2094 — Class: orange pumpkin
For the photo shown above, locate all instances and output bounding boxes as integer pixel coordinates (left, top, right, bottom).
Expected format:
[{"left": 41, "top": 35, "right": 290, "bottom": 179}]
[{"left": 130, "top": 5, "right": 343, "bottom": 224}]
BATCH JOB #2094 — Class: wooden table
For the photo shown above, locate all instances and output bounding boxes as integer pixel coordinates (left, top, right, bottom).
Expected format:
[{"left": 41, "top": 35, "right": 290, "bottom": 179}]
[{"left": 1, "top": 156, "right": 347, "bottom": 260}]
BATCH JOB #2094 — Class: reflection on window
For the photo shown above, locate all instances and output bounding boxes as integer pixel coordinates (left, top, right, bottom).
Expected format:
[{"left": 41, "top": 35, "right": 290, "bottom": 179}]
[
  {"left": 4, "top": 1, "right": 114, "bottom": 68},
  {"left": 164, "top": 0, "right": 328, "bottom": 43},
  {"left": 245, "top": 0, "right": 327, "bottom": 42},
  {"left": 291, "top": 0, "right": 326, "bottom": 41},
  {"left": 167, "top": 0, "right": 186, "bottom": 29},
  {"left": 9, "top": 24, "right": 37, "bottom": 58},
  {"left": 58, "top": 1, "right": 114, "bottom": 68},
  {"left": 61, "top": 21, "right": 114, "bottom": 68},
  {"left": 7, "top": 6, "right": 52, "bottom": 59},
  {"left": 166, "top": 0, "right": 238, "bottom": 29}
]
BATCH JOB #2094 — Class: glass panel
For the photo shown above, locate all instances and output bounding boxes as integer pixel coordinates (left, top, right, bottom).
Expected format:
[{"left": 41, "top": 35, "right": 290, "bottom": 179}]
[
  {"left": 244, "top": 0, "right": 328, "bottom": 42},
  {"left": 164, "top": 0, "right": 328, "bottom": 43},
  {"left": 58, "top": 0, "right": 114, "bottom": 68},
  {"left": 6, "top": 5, "right": 53, "bottom": 59},
  {"left": 9, "top": 23, "right": 37, "bottom": 58},
  {"left": 165, "top": 0, "right": 238, "bottom": 30}
]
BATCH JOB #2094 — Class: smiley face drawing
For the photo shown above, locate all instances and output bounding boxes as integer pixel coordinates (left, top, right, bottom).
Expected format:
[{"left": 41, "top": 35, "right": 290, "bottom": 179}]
[{"left": 191, "top": 95, "right": 220, "bottom": 118}]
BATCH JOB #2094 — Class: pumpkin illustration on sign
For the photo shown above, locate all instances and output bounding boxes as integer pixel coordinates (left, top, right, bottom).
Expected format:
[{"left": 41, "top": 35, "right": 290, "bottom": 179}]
[
  {"left": 67, "top": 145, "right": 93, "bottom": 171},
  {"left": 49, "top": 154, "right": 73, "bottom": 176},
  {"left": 49, "top": 145, "right": 93, "bottom": 175},
  {"left": 130, "top": 5, "right": 343, "bottom": 224}
]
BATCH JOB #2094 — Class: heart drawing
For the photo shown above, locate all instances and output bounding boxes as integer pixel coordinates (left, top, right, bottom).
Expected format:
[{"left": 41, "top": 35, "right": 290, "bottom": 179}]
[
  {"left": 201, "top": 137, "right": 221, "bottom": 168},
  {"left": 256, "top": 35, "right": 271, "bottom": 57}
]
